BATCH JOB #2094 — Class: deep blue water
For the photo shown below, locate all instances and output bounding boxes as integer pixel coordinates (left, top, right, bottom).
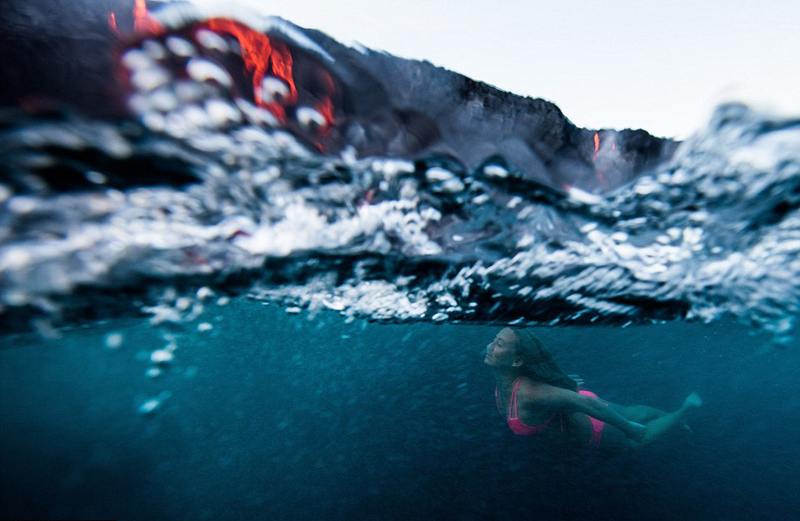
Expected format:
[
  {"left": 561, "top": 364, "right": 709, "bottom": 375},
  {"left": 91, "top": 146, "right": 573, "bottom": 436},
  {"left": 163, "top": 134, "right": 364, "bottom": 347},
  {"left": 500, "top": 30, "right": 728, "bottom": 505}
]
[{"left": 2, "top": 300, "right": 799, "bottom": 520}]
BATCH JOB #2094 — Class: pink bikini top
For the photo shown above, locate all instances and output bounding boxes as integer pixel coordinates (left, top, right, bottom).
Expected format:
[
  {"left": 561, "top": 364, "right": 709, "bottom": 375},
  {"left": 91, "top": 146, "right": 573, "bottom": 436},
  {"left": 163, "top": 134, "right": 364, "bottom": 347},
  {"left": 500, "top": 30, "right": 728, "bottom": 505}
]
[{"left": 496, "top": 377, "right": 564, "bottom": 436}]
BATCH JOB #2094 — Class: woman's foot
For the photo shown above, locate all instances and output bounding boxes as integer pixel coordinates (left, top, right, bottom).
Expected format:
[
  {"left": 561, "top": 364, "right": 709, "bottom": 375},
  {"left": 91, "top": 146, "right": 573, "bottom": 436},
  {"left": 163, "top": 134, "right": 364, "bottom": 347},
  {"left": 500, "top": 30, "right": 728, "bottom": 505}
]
[{"left": 683, "top": 392, "right": 703, "bottom": 410}]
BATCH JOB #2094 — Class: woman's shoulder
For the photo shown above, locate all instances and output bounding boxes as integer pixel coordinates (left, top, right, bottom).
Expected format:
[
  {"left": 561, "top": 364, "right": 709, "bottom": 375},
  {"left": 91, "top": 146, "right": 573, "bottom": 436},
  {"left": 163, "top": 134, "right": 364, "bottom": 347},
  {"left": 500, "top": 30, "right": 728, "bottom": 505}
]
[
  {"left": 515, "top": 377, "right": 555, "bottom": 401},
  {"left": 517, "top": 376, "right": 572, "bottom": 402}
]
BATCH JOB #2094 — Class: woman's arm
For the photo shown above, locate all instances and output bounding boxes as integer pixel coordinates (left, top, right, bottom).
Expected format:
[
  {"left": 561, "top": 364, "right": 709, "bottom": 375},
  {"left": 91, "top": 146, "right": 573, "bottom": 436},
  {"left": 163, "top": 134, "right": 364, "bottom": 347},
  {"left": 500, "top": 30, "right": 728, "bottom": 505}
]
[{"left": 531, "top": 385, "right": 647, "bottom": 442}]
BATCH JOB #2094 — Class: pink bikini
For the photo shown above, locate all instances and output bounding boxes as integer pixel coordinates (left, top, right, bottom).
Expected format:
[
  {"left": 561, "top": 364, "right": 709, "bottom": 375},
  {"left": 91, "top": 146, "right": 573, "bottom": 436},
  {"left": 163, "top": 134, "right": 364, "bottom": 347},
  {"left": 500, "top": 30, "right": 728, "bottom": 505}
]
[{"left": 496, "top": 377, "right": 605, "bottom": 448}]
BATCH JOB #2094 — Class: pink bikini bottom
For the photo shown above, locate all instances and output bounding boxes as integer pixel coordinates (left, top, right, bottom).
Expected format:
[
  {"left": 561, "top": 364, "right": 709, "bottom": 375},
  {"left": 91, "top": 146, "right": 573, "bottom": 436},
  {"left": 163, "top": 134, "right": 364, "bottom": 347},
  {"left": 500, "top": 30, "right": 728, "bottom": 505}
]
[{"left": 578, "top": 390, "right": 606, "bottom": 448}]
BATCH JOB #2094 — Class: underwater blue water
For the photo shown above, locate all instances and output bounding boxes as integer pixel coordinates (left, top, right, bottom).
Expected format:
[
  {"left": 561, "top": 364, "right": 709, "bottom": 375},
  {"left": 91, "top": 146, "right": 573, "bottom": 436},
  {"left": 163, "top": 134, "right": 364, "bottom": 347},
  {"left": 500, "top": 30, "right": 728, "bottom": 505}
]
[{"left": 2, "top": 299, "right": 799, "bottom": 520}]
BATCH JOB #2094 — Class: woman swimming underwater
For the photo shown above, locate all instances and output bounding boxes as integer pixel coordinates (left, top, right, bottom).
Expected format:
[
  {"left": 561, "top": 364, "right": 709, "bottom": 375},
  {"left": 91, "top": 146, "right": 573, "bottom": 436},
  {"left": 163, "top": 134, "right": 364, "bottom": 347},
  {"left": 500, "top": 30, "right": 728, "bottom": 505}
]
[{"left": 486, "top": 328, "right": 702, "bottom": 451}]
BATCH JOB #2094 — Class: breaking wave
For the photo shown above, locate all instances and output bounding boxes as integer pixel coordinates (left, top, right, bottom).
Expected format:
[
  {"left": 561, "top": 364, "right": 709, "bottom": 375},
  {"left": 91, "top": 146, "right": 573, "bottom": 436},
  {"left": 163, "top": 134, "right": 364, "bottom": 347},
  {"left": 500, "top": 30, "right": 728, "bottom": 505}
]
[{"left": 1, "top": 4, "right": 799, "bottom": 337}]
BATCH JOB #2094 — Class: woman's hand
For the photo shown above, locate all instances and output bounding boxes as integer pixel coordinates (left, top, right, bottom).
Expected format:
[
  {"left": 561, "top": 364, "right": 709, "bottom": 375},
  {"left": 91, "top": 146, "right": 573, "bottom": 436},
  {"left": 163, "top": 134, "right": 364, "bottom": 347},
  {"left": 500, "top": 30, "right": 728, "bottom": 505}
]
[{"left": 625, "top": 421, "right": 647, "bottom": 443}]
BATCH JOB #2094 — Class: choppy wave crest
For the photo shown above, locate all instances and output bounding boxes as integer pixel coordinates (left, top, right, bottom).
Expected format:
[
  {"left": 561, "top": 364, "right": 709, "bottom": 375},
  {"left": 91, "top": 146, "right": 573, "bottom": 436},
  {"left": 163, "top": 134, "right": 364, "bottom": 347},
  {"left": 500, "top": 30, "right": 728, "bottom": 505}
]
[{"left": 1, "top": 5, "right": 799, "bottom": 337}]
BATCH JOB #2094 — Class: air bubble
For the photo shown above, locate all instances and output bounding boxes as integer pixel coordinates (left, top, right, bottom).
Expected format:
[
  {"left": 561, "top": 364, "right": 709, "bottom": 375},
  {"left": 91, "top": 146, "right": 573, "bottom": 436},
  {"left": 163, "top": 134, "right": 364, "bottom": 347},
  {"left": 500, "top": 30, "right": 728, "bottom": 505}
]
[
  {"left": 138, "top": 392, "right": 171, "bottom": 415},
  {"left": 166, "top": 36, "right": 195, "bottom": 57},
  {"left": 261, "top": 76, "right": 289, "bottom": 103},
  {"left": 296, "top": 106, "right": 327, "bottom": 132},
  {"left": 195, "top": 29, "right": 229, "bottom": 52},
  {"left": 425, "top": 167, "right": 454, "bottom": 183},
  {"left": 131, "top": 67, "right": 170, "bottom": 92},
  {"left": 141, "top": 40, "right": 166, "bottom": 60},
  {"left": 471, "top": 194, "right": 489, "bottom": 205},
  {"left": 186, "top": 58, "right": 232, "bottom": 87},
  {"left": 141, "top": 111, "right": 166, "bottom": 132},
  {"left": 150, "top": 349, "right": 174, "bottom": 364},
  {"left": 85, "top": 171, "right": 107, "bottom": 185},
  {"left": 104, "top": 332, "right": 123, "bottom": 349},
  {"left": 483, "top": 164, "right": 508, "bottom": 178},
  {"left": 205, "top": 99, "right": 241, "bottom": 126},
  {"left": 121, "top": 49, "right": 153, "bottom": 71},
  {"left": 148, "top": 89, "right": 179, "bottom": 112},
  {"left": 138, "top": 398, "right": 161, "bottom": 414}
]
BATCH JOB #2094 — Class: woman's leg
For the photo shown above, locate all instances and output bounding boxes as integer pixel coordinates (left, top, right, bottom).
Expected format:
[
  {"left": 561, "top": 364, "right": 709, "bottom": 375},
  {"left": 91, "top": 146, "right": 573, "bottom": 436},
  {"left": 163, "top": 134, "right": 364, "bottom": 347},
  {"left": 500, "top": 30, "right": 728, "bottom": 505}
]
[
  {"left": 608, "top": 403, "right": 669, "bottom": 423},
  {"left": 595, "top": 423, "right": 638, "bottom": 453},
  {"left": 595, "top": 393, "right": 702, "bottom": 451},
  {"left": 639, "top": 392, "right": 702, "bottom": 445}
]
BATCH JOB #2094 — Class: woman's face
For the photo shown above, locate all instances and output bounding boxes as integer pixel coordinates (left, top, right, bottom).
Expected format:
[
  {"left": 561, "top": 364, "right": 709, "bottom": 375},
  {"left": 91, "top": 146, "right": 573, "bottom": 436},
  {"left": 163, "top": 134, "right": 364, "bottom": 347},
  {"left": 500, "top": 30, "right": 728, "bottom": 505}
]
[{"left": 484, "top": 328, "right": 519, "bottom": 368}]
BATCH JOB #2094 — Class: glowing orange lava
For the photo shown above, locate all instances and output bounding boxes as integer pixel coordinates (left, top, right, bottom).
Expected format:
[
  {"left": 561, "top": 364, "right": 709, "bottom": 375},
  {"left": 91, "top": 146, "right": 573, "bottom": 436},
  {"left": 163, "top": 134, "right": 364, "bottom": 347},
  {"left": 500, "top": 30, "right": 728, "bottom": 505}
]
[
  {"left": 133, "top": 0, "right": 163, "bottom": 35},
  {"left": 109, "top": 8, "right": 338, "bottom": 141},
  {"left": 108, "top": 0, "right": 162, "bottom": 35},
  {"left": 593, "top": 132, "right": 600, "bottom": 160},
  {"left": 203, "top": 19, "right": 297, "bottom": 115},
  {"left": 108, "top": 12, "right": 119, "bottom": 34},
  {"left": 316, "top": 97, "right": 335, "bottom": 134}
]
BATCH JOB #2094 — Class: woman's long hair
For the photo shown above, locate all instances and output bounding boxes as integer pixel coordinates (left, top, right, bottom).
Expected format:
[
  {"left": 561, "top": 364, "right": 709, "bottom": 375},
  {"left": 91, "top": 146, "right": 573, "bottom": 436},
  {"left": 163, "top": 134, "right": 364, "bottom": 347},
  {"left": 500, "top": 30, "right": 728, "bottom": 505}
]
[{"left": 513, "top": 329, "right": 578, "bottom": 392}]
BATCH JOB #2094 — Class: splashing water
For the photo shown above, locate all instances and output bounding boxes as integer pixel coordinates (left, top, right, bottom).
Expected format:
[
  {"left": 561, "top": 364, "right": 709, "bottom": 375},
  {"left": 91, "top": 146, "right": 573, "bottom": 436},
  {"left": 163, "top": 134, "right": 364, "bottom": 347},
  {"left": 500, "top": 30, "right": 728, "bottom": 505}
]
[{"left": 1, "top": 4, "right": 799, "bottom": 339}]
